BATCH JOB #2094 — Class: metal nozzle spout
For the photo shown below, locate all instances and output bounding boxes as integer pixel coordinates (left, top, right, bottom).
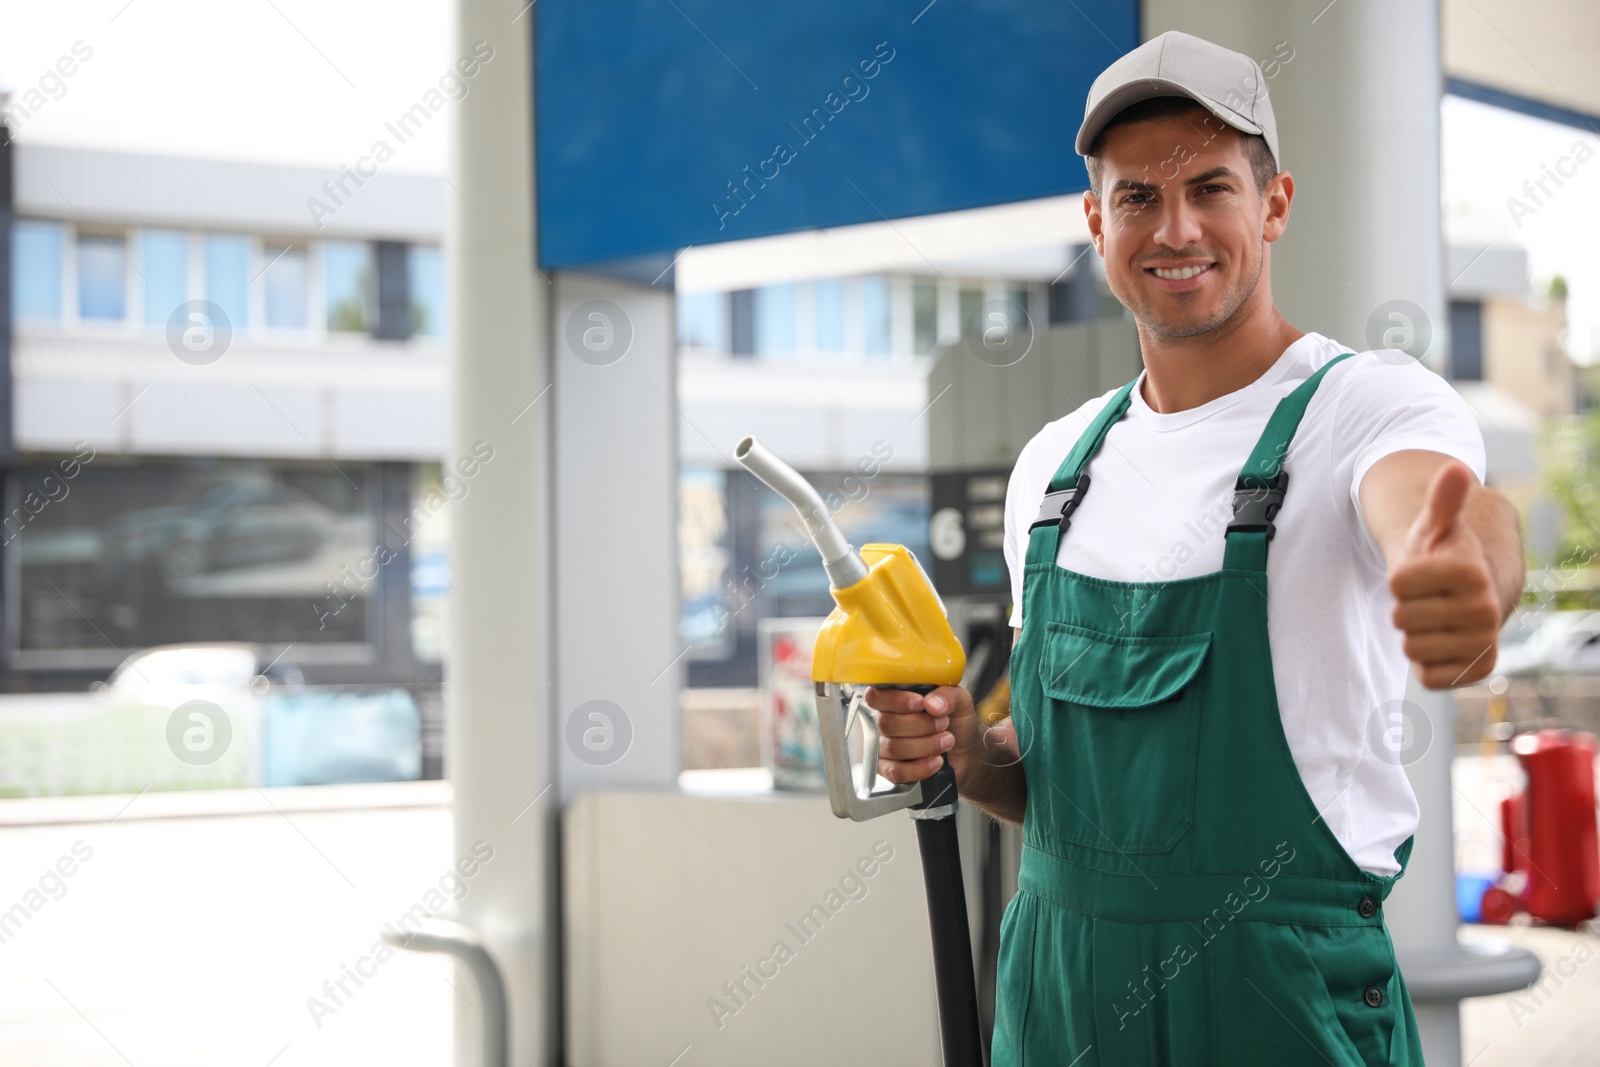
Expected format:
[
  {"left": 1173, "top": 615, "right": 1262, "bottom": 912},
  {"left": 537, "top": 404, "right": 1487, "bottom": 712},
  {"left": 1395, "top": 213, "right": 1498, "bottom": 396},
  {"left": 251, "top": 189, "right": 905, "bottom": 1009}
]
[{"left": 734, "top": 436, "right": 869, "bottom": 588}]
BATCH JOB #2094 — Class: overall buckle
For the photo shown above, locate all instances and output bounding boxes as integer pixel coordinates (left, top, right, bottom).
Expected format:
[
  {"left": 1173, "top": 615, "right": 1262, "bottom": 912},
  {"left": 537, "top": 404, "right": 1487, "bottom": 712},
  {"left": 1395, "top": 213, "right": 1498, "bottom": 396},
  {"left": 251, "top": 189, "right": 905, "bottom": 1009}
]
[
  {"left": 1228, "top": 471, "right": 1289, "bottom": 541},
  {"left": 1031, "top": 473, "right": 1091, "bottom": 534}
]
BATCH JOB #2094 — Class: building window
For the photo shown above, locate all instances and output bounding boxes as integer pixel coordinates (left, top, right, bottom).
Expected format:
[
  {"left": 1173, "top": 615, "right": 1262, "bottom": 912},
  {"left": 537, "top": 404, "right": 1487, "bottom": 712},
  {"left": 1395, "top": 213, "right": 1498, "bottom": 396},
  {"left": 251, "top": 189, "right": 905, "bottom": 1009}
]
[
  {"left": 912, "top": 280, "right": 938, "bottom": 356},
  {"left": 679, "top": 467, "right": 732, "bottom": 657},
  {"left": 998, "top": 285, "right": 1032, "bottom": 337},
  {"left": 409, "top": 463, "right": 452, "bottom": 662},
  {"left": 205, "top": 233, "right": 251, "bottom": 331},
  {"left": 729, "top": 290, "right": 754, "bottom": 357},
  {"left": 677, "top": 291, "right": 726, "bottom": 351},
  {"left": 77, "top": 233, "right": 126, "bottom": 321},
  {"left": 261, "top": 243, "right": 309, "bottom": 330},
  {"left": 141, "top": 229, "right": 189, "bottom": 328},
  {"left": 1448, "top": 300, "right": 1483, "bottom": 381},
  {"left": 323, "top": 240, "right": 372, "bottom": 333},
  {"left": 754, "top": 283, "right": 795, "bottom": 358},
  {"left": 861, "top": 275, "right": 891, "bottom": 357},
  {"left": 814, "top": 278, "right": 844, "bottom": 352},
  {"left": 14, "top": 459, "right": 375, "bottom": 660},
  {"left": 959, "top": 286, "right": 984, "bottom": 335},
  {"left": 11, "top": 219, "right": 63, "bottom": 323},
  {"left": 1007, "top": 285, "right": 1031, "bottom": 321},
  {"left": 408, "top": 245, "right": 445, "bottom": 338}
]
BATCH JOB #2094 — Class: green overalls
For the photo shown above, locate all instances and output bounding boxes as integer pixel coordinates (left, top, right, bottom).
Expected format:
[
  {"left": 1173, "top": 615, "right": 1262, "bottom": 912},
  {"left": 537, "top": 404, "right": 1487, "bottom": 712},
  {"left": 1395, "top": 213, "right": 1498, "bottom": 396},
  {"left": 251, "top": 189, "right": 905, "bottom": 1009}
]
[{"left": 992, "top": 354, "right": 1425, "bottom": 1066}]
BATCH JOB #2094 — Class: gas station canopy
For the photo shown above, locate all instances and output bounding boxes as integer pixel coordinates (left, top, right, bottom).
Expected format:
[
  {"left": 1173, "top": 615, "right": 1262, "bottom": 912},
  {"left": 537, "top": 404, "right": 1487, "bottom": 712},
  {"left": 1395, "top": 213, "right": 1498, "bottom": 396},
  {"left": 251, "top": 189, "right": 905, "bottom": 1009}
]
[
  {"left": 533, "top": 0, "right": 1138, "bottom": 267},
  {"left": 1443, "top": 0, "right": 1600, "bottom": 131},
  {"left": 534, "top": 0, "right": 1600, "bottom": 277}
]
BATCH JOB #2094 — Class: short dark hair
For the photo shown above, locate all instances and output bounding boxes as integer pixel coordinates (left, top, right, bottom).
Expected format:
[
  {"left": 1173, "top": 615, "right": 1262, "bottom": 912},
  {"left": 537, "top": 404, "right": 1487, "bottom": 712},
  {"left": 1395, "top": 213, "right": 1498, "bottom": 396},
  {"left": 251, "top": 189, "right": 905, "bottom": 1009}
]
[{"left": 1084, "top": 96, "right": 1278, "bottom": 199}]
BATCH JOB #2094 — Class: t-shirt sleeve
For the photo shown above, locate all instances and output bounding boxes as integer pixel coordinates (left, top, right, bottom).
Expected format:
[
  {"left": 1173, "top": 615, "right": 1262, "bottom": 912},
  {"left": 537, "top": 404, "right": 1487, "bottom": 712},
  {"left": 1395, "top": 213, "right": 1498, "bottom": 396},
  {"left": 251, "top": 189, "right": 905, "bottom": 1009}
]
[{"left": 1337, "top": 354, "right": 1488, "bottom": 555}]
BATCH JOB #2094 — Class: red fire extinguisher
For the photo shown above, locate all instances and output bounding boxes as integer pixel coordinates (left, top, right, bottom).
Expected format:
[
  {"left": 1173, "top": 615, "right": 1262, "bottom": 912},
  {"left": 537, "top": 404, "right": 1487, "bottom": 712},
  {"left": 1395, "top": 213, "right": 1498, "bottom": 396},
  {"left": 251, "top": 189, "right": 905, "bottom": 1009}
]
[{"left": 1490, "top": 729, "right": 1600, "bottom": 928}]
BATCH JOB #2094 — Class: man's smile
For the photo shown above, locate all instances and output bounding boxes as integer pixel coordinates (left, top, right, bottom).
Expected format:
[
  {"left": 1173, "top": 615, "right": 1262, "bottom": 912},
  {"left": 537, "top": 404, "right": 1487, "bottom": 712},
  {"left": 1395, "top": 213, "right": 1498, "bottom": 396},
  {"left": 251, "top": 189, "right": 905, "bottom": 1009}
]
[{"left": 1143, "top": 260, "right": 1217, "bottom": 290}]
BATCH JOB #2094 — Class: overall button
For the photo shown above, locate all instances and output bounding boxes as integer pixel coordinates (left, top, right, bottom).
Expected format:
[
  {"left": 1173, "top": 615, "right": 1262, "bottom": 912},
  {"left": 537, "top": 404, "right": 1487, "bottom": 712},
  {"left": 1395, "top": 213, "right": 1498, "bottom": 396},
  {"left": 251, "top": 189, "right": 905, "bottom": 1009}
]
[
  {"left": 1357, "top": 896, "right": 1379, "bottom": 919},
  {"left": 1364, "top": 985, "right": 1385, "bottom": 1008}
]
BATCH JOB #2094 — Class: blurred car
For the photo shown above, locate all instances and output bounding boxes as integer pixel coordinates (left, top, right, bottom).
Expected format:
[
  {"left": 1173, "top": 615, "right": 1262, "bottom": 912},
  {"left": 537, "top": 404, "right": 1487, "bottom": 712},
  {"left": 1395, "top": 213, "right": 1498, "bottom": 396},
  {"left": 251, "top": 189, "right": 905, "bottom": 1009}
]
[
  {"left": 3, "top": 640, "right": 419, "bottom": 797},
  {"left": 98, "top": 642, "right": 303, "bottom": 699},
  {"left": 103, "top": 643, "right": 418, "bottom": 787},
  {"left": 96, "top": 643, "right": 303, "bottom": 787},
  {"left": 103, "top": 481, "right": 331, "bottom": 586},
  {"left": 0, "top": 644, "right": 299, "bottom": 796},
  {"left": 1493, "top": 611, "right": 1600, "bottom": 677}
]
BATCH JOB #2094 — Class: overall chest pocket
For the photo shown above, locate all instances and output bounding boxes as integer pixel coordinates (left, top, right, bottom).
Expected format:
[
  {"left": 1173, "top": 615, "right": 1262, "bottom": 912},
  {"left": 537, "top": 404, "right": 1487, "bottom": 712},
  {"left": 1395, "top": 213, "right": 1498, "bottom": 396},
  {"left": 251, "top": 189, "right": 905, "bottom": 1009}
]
[{"left": 1036, "top": 621, "right": 1212, "bottom": 855}]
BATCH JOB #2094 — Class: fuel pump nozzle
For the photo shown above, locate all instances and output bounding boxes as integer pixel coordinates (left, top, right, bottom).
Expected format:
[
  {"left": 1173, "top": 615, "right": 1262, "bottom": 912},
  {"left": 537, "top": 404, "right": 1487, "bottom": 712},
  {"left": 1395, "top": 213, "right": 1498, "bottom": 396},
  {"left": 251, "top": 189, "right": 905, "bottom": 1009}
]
[
  {"left": 733, "top": 436, "right": 870, "bottom": 590},
  {"left": 734, "top": 436, "right": 967, "bottom": 816},
  {"left": 735, "top": 435, "right": 984, "bottom": 1067}
]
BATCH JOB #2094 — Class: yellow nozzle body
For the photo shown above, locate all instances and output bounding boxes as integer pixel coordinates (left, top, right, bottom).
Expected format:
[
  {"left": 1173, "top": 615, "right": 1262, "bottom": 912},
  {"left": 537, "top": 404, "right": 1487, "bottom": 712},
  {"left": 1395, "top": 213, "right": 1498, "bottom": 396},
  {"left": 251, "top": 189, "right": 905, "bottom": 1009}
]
[{"left": 812, "top": 543, "right": 966, "bottom": 687}]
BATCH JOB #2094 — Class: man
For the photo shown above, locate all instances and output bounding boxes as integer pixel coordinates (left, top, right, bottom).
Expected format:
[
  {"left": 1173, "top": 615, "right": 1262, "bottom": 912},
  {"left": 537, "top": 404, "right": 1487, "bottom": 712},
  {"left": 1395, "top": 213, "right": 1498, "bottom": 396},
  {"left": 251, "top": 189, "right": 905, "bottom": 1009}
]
[{"left": 867, "top": 30, "right": 1522, "bottom": 1066}]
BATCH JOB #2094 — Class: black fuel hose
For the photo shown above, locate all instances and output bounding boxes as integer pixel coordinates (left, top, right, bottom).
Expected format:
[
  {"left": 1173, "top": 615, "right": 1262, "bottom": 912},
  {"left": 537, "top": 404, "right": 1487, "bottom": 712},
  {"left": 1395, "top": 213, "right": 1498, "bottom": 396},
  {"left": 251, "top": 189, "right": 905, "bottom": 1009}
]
[{"left": 912, "top": 757, "right": 984, "bottom": 1067}]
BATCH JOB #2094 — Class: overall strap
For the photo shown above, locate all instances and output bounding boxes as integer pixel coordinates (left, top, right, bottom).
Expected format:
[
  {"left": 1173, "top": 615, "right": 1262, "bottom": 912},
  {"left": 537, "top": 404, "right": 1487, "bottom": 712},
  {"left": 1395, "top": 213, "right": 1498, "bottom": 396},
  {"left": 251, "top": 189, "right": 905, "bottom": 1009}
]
[
  {"left": 1025, "top": 378, "right": 1139, "bottom": 567},
  {"left": 1221, "top": 352, "right": 1356, "bottom": 572}
]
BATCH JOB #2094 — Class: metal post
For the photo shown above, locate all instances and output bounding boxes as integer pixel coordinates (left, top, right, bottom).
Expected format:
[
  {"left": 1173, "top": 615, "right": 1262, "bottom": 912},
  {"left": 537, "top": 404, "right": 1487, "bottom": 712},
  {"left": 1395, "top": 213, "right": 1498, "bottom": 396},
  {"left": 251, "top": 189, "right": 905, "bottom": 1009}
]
[
  {"left": 450, "top": 0, "right": 555, "bottom": 1063},
  {"left": 383, "top": 920, "right": 509, "bottom": 1067}
]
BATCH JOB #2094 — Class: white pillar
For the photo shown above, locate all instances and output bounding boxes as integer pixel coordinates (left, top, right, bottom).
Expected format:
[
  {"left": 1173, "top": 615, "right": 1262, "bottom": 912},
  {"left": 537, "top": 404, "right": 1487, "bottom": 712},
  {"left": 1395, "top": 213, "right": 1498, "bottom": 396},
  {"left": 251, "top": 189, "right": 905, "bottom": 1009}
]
[
  {"left": 551, "top": 272, "right": 681, "bottom": 800},
  {"left": 1399, "top": 684, "right": 1464, "bottom": 1061},
  {"left": 1140, "top": 1, "right": 1444, "bottom": 356},
  {"left": 449, "top": 0, "right": 556, "bottom": 1064}
]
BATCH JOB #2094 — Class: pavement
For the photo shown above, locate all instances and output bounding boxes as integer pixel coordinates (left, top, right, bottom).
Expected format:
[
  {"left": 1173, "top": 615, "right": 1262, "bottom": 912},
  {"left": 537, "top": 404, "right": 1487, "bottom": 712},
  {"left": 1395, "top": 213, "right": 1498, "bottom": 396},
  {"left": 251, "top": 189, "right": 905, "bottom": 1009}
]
[
  {"left": 2, "top": 776, "right": 1596, "bottom": 1065},
  {"left": 1461, "top": 923, "right": 1600, "bottom": 1066},
  {"left": 0, "top": 782, "right": 455, "bottom": 1067}
]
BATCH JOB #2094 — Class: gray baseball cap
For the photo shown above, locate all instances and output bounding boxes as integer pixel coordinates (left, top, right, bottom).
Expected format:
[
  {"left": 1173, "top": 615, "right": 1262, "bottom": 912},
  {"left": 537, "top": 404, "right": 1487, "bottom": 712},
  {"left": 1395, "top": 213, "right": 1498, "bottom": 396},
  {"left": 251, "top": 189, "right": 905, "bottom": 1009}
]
[{"left": 1075, "top": 31, "right": 1280, "bottom": 171}]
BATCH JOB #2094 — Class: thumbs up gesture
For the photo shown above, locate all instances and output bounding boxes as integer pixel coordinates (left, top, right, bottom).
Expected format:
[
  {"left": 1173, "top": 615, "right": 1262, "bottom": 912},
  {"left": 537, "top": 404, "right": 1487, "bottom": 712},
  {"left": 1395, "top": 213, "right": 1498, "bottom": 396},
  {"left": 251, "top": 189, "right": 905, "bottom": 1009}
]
[{"left": 1387, "top": 461, "right": 1507, "bottom": 689}]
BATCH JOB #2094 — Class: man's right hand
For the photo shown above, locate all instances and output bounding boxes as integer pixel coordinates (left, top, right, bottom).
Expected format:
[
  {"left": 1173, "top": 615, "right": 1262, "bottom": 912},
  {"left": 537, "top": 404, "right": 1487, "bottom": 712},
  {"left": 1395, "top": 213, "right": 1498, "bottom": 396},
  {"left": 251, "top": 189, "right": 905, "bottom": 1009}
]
[
  {"left": 864, "top": 682, "right": 1028, "bottom": 824},
  {"left": 863, "top": 684, "right": 983, "bottom": 787}
]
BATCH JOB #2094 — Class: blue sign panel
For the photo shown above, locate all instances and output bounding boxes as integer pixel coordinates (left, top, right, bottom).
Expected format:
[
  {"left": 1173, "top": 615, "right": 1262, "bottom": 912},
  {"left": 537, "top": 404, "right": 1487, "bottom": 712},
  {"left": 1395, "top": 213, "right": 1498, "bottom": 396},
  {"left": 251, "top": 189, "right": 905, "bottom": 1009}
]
[{"left": 534, "top": 1, "right": 1139, "bottom": 268}]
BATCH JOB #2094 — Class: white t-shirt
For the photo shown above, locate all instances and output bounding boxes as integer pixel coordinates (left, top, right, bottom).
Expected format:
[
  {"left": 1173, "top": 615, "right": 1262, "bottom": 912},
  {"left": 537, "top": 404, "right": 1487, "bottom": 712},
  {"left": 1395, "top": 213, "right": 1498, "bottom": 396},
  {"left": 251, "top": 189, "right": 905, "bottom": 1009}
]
[{"left": 1003, "top": 332, "right": 1486, "bottom": 875}]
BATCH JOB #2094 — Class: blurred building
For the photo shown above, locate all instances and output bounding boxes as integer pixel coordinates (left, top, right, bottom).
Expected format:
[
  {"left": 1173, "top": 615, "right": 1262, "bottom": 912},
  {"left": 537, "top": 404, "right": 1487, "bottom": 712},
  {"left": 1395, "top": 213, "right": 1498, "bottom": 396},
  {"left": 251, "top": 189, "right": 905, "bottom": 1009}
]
[
  {"left": 0, "top": 129, "right": 1122, "bottom": 754},
  {"left": 1443, "top": 223, "right": 1580, "bottom": 546},
  {"left": 2, "top": 138, "right": 449, "bottom": 727},
  {"left": 1447, "top": 233, "right": 1577, "bottom": 411}
]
